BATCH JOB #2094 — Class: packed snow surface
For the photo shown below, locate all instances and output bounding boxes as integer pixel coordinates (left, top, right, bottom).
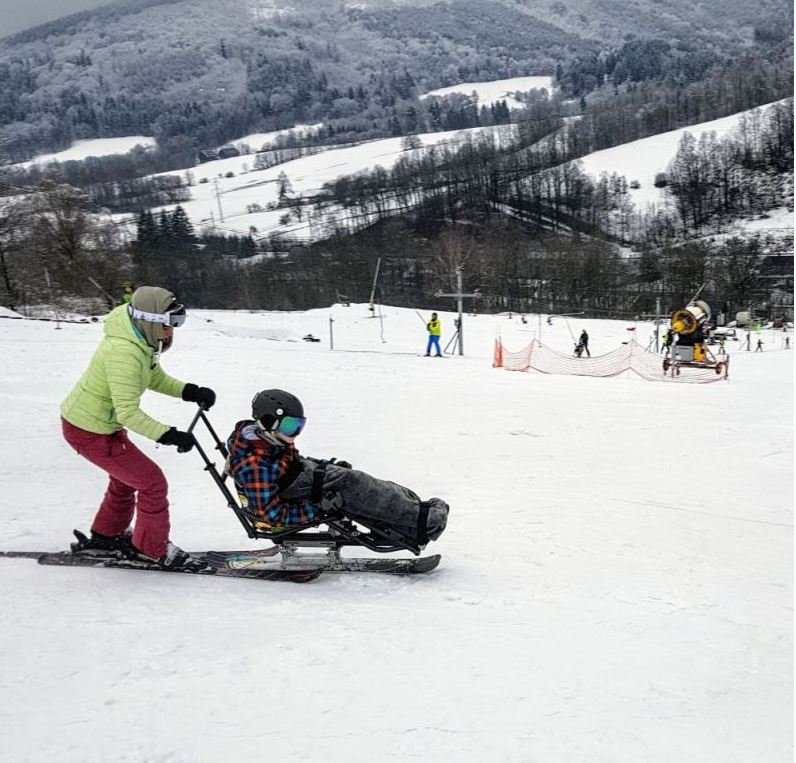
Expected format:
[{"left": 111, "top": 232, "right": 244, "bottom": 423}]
[{"left": 0, "top": 304, "right": 792, "bottom": 762}]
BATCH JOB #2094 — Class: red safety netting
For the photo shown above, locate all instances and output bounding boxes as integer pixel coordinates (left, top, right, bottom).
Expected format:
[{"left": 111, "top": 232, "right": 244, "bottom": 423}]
[{"left": 492, "top": 338, "right": 729, "bottom": 383}]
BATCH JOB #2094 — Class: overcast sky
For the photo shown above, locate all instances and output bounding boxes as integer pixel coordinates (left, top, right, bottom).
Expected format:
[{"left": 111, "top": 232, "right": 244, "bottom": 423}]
[{"left": 0, "top": 0, "right": 113, "bottom": 37}]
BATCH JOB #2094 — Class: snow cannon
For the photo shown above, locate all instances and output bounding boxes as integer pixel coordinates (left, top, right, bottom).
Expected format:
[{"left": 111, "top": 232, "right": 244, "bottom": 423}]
[
  {"left": 663, "top": 298, "right": 726, "bottom": 377},
  {"left": 671, "top": 299, "right": 711, "bottom": 337}
]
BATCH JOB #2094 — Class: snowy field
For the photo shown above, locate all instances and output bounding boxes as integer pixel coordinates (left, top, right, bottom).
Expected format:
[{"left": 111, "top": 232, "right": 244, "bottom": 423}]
[
  {"left": 420, "top": 75, "right": 554, "bottom": 109},
  {"left": 0, "top": 304, "right": 792, "bottom": 762},
  {"left": 12, "top": 136, "right": 157, "bottom": 168}
]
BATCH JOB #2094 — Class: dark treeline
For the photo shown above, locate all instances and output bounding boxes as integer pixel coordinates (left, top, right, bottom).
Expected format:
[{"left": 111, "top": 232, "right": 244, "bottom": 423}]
[
  {"left": 577, "top": 56, "right": 793, "bottom": 152},
  {"left": 0, "top": 183, "right": 791, "bottom": 326},
  {"left": 0, "top": 194, "right": 259, "bottom": 312},
  {"left": 556, "top": 27, "right": 792, "bottom": 99},
  {"left": 129, "top": 215, "right": 792, "bottom": 323}
]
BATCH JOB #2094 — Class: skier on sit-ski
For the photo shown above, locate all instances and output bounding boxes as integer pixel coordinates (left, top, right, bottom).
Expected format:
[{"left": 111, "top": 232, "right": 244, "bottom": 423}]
[{"left": 225, "top": 389, "right": 449, "bottom": 545}]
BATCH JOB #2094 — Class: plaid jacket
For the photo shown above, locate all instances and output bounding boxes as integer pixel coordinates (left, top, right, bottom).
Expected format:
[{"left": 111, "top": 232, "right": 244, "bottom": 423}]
[{"left": 226, "top": 420, "right": 320, "bottom": 527}]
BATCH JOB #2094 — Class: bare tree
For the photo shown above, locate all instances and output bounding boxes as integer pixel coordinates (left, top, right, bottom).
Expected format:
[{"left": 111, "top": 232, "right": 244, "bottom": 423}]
[{"left": 431, "top": 227, "right": 474, "bottom": 293}]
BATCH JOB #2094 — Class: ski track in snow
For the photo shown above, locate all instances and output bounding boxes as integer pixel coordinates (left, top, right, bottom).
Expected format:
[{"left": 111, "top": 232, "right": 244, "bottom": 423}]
[{"left": 0, "top": 305, "right": 792, "bottom": 762}]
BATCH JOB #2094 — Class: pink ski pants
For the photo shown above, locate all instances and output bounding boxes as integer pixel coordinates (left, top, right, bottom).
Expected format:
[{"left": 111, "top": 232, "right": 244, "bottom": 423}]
[{"left": 61, "top": 418, "right": 170, "bottom": 558}]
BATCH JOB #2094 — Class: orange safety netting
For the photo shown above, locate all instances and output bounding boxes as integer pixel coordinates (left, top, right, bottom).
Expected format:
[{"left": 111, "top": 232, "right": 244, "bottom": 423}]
[{"left": 492, "top": 338, "right": 729, "bottom": 383}]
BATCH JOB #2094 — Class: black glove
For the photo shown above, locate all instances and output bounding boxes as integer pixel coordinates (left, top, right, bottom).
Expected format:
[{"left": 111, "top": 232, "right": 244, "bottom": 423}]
[
  {"left": 157, "top": 427, "right": 195, "bottom": 453},
  {"left": 277, "top": 459, "right": 305, "bottom": 491},
  {"left": 330, "top": 458, "right": 352, "bottom": 469},
  {"left": 182, "top": 383, "right": 216, "bottom": 410}
]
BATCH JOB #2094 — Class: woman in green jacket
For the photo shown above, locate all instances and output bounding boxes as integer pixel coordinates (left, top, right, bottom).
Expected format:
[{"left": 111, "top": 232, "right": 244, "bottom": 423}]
[{"left": 60, "top": 286, "right": 216, "bottom": 571}]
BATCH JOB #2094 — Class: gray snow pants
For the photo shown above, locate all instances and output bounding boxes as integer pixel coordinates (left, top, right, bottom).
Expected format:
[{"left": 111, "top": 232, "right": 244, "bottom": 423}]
[{"left": 280, "top": 460, "right": 448, "bottom": 542}]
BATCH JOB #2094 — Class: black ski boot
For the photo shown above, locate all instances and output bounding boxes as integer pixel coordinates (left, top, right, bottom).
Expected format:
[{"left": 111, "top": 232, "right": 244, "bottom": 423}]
[{"left": 71, "top": 529, "right": 134, "bottom": 558}]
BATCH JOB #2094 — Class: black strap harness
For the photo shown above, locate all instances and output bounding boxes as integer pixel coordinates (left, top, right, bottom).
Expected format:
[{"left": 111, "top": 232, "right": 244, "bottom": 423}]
[
  {"left": 416, "top": 501, "right": 430, "bottom": 546},
  {"left": 311, "top": 460, "right": 329, "bottom": 503}
]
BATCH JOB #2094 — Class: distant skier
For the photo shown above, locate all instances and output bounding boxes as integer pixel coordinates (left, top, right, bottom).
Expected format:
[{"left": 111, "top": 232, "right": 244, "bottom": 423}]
[
  {"left": 755, "top": 337, "right": 764, "bottom": 352},
  {"left": 425, "top": 312, "right": 442, "bottom": 357},
  {"left": 121, "top": 281, "right": 135, "bottom": 305},
  {"left": 60, "top": 286, "right": 217, "bottom": 571},
  {"left": 662, "top": 328, "right": 674, "bottom": 353},
  {"left": 226, "top": 389, "right": 449, "bottom": 544},
  {"left": 578, "top": 329, "right": 590, "bottom": 357}
]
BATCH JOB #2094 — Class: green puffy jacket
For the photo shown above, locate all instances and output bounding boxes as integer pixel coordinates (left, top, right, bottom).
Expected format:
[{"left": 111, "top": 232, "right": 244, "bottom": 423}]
[{"left": 60, "top": 304, "right": 186, "bottom": 441}]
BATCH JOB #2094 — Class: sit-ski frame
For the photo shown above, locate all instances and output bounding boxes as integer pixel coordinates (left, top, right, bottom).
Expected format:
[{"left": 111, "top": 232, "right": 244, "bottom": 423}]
[{"left": 186, "top": 408, "right": 425, "bottom": 568}]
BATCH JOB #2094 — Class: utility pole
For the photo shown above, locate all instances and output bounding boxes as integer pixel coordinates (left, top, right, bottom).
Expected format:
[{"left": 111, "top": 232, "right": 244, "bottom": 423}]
[
  {"left": 368, "top": 257, "right": 382, "bottom": 314},
  {"left": 435, "top": 267, "right": 479, "bottom": 355},
  {"left": 213, "top": 179, "right": 224, "bottom": 222},
  {"left": 655, "top": 296, "right": 661, "bottom": 353}
]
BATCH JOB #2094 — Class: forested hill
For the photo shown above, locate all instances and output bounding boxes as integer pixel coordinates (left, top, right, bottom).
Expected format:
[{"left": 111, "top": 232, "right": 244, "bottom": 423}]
[{"left": 0, "top": 0, "right": 791, "bottom": 164}]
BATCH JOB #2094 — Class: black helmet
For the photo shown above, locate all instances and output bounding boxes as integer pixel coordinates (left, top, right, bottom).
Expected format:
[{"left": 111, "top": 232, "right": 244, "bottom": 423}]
[{"left": 251, "top": 389, "right": 305, "bottom": 433}]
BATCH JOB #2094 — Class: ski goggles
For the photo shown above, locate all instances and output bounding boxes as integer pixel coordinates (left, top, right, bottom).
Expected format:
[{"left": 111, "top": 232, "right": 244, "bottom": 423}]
[
  {"left": 275, "top": 416, "right": 307, "bottom": 438},
  {"left": 129, "top": 303, "right": 187, "bottom": 328}
]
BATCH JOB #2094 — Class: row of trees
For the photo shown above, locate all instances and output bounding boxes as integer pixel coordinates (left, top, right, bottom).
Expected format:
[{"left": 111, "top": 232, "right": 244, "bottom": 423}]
[
  {"left": 128, "top": 214, "right": 791, "bottom": 323},
  {"left": 666, "top": 101, "right": 794, "bottom": 233},
  {"left": 302, "top": 94, "right": 793, "bottom": 248},
  {"left": 0, "top": 177, "right": 790, "bottom": 327},
  {"left": 0, "top": 182, "right": 127, "bottom": 312}
]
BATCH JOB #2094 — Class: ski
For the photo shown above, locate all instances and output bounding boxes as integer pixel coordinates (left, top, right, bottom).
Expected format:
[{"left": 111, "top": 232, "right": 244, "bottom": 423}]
[
  {"left": 2, "top": 546, "right": 440, "bottom": 575},
  {"left": 206, "top": 550, "right": 441, "bottom": 575},
  {"left": 26, "top": 552, "right": 321, "bottom": 582},
  {"left": 0, "top": 546, "right": 280, "bottom": 561}
]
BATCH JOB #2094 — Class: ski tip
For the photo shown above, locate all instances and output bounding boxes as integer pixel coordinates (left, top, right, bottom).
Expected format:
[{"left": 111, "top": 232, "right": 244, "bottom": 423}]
[
  {"left": 417, "top": 554, "right": 442, "bottom": 571},
  {"left": 290, "top": 568, "right": 324, "bottom": 583},
  {"left": 0, "top": 550, "right": 46, "bottom": 558}
]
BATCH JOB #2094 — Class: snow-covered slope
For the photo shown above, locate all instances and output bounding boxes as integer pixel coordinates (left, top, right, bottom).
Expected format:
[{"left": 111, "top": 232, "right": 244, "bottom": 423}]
[
  {"left": 139, "top": 124, "right": 514, "bottom": 239},
  {"left": 0, "top": 304, "right": 792, "bottom": 762},
  {"left": 224, "top": 123, "right": 323, "bottom": 153},
  {"left": 420, "top": 75, "right": 554, "bottom": 108},
  {"left": 576, "top": 100, "right": 791, "bottom": 216},
  {"left": 12, "top": 136, "right": 156, "bottom": 168}
]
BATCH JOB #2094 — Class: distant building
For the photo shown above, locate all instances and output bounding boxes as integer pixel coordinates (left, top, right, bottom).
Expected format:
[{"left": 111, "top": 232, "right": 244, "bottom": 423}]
[
  {"left": 197, "top": 149, "right": 219, "bottom": 163},
  {"left": 218, "top": 146, "right": 240, "bottom": 159}
]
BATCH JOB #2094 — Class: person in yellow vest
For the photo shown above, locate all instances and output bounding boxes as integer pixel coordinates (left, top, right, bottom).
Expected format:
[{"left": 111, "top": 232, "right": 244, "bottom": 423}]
[
  {"left": 122, "top": 281, "right": 134, "bottom": 304},
  {"left": 425, "top": 312, "right": 442, "bottom": 357}
]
